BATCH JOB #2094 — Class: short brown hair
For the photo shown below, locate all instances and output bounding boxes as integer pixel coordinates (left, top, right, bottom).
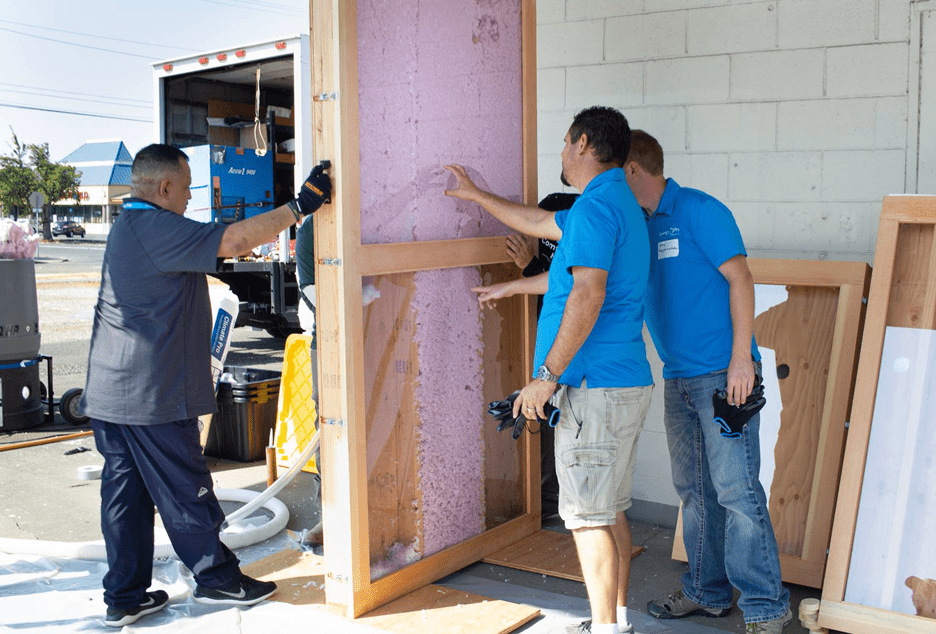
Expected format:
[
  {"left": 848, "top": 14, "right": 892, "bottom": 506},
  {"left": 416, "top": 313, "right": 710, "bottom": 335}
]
[{"left": 627, "top": 130, "right": 664, "bottom": 176}]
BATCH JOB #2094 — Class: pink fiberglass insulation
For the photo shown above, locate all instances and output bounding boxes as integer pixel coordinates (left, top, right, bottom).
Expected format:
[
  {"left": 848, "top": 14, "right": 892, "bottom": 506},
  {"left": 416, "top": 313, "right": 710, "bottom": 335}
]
[
  {"left": 356, "top": 0, "right": 523, "bottom": 244},
  {"left": 412, "top": 267, "right": 485, "bottom": 556}
]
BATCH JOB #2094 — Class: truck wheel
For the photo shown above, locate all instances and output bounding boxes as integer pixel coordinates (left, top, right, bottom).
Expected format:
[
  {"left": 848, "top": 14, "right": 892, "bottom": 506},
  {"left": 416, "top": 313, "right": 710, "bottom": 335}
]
[{"left": 60, "top": 388, "right": 90, "bottom": 425}]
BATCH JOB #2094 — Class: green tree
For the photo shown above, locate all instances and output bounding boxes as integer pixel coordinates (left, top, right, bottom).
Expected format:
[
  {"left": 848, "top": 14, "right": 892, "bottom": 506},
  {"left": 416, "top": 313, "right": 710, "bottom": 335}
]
[
  {"left": 29, "top": 142, "right": 81, "bottom": 240},
  {"left": 0, "top": 130, "right": 38, "bottom": 222}
]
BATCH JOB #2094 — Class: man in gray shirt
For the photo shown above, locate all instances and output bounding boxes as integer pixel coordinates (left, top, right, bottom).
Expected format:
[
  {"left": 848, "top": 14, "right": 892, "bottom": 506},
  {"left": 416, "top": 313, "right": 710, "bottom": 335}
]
[{"left": 81, "top": 144, "right": 329, "bottom": 627}]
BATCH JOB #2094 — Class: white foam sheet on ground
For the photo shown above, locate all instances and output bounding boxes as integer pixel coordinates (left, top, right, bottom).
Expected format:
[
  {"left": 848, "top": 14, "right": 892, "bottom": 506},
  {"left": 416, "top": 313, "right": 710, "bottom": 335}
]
[
  {"left": 0, "top": 533, "right": 384, "bottom": 634},
  {"left": 437, "top": 572, "right": 736, "bottom": 634},
  {"left": 2, "top": 530, "right": 734, "bottom": 634}
]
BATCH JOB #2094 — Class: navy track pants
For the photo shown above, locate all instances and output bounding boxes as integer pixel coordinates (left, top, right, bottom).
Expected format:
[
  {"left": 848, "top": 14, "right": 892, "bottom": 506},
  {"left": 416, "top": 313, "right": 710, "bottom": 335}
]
[{"left": 92, "top": 417, "right": 241, "bottom": 609}]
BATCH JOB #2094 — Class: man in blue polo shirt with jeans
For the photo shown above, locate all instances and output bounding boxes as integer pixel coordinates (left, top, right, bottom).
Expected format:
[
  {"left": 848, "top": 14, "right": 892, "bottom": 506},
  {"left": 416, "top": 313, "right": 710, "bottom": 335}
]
[
  {"left": 445, "top": 106, "right": 652, "bottom": 634},
  {"left": 623, "top": 130, "right": 792, "bottom": 634}
]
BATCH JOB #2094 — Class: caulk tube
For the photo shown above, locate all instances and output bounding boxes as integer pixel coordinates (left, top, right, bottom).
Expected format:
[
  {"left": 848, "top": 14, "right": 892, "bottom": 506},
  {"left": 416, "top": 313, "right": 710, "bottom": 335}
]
[
  {"left": 209, "top": 289, "right": 239, "bottom": 391},
  {"left": 202, "top": 289, "right": 239, "bottom": 447}
]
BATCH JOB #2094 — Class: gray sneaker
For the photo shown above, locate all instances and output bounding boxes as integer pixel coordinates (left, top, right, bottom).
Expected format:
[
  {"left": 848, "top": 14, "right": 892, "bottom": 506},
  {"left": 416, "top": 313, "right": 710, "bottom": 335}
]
[
  {"left": 647, "top": 589, "right": 730, "bottom": 619},
  {"left": 565, "top": 621, "right": 634, "bottom": 634},
  {"left": 745, "top": 609, "right": 793, "bottom": 633}
]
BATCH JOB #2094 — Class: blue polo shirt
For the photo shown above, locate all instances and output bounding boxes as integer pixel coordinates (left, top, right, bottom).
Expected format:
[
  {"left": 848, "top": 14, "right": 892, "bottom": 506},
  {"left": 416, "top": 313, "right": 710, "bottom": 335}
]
[
  {"left": 533, "top": 168, "right": 652, "bottom": 388},
  {"left": 644, "top": 179, "right": 760, "bottom": 380}
]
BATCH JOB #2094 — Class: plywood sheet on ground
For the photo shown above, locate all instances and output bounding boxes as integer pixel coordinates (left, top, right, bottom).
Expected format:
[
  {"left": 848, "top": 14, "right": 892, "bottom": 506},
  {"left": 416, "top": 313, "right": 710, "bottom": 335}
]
[
  {"left": 482, "top": 529, "right": 645, "bottom": 582},
  {"left": 242, "top": 548, "right": 326, "bottom": 607},
  {"left": 243, "top": 549, "right": 540, "bottom": 633},
  {"left": 357, "top": 584, "right": 540, "bottom": 634}
]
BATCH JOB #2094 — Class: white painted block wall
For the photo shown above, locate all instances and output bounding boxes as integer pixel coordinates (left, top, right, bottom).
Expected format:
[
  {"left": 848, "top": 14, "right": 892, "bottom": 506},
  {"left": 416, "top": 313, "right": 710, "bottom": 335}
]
[{"left": 536, "top": 0, "right": 916, "bottom": 514}]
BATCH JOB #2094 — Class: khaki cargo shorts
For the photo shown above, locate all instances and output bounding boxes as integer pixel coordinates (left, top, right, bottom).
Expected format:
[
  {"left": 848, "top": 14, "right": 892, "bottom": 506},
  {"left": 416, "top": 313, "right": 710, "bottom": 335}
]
[{"left": 553, "top": 380, "right": 653, "bottom": 530}]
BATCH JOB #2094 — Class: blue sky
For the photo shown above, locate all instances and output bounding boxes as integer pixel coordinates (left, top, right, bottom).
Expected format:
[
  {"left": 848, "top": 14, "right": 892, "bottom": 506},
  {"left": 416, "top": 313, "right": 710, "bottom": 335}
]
[{"left": 0, "top": 0, "right": 309, "bottom": 161}]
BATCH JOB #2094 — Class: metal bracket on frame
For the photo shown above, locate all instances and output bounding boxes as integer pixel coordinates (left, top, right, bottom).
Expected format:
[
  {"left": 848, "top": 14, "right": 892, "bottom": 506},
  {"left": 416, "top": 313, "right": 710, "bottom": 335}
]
[
  {"left": 318, "top": 258, "right": 341, "bottom": 266},
  {"left": 323, "top": 417, "right": 345, "bottom": 427},
  {"left": 313, "top": 92, "right": 338, "bottom": 102}
]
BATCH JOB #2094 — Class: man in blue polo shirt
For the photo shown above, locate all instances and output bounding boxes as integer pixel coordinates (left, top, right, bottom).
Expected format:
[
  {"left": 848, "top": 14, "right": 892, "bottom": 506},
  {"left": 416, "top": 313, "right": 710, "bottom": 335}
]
[
  {"left": 623, "top": 130, "right": 791, "bottom": 634},
  {"left": 445, "top": 106, "right": 652, "bottom": 634}
]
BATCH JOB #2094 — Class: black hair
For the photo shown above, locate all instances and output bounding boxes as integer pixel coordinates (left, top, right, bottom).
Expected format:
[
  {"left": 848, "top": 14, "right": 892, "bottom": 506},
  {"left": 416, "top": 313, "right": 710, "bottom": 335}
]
[
  {"left": 538, "top": 192, "right": 579, "bottom": 212},
  {"left": 567, "top": 106, "right": 631, "bottom": 167},
  {"left": 131, "top": 144, "right": 188, "bottom": 177}
]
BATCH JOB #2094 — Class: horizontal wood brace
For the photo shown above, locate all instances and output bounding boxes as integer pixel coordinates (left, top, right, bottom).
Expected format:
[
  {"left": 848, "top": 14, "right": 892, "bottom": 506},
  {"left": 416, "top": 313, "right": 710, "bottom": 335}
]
[{"left": 356, "top": 236, "right": 511, "bottom": 276}]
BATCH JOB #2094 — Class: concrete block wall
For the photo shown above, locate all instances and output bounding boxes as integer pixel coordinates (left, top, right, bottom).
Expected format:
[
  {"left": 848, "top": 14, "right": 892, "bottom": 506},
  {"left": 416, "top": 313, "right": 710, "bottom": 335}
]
[{"left": 536, "top": 0, "right": 914, "bottom": 522}]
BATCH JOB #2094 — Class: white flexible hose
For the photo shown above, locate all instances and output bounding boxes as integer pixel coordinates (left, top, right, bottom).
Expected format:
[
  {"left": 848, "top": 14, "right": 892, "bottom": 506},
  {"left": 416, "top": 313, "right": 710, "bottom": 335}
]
[
  {"left": 0, "top": 488, "right": 288, "bottom": 561},
  {"left": 224, "top": 429, "right": 320, "bottom": 525}
]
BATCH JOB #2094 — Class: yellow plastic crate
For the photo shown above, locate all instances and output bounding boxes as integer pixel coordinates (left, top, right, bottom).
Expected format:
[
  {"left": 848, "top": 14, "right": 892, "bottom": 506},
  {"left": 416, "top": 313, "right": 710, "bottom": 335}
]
[{"left": 274, "top": 334, "right": 318, "bottom": 474}]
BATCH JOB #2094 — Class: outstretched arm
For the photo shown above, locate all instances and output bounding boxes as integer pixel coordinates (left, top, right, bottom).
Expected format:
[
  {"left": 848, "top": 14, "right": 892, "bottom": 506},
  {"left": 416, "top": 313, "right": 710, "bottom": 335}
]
[
  {"left": 219, "top": 164, "right": 331, "bottom": 258},
  {"left": 444, "top": 164, "right": 562, "bottom": 241},
  {"left": 471, "top": 272, "right": 549, "bottom": 309},
  {"left": 218, "top": 205, "right": 296, "bottom": 258}
]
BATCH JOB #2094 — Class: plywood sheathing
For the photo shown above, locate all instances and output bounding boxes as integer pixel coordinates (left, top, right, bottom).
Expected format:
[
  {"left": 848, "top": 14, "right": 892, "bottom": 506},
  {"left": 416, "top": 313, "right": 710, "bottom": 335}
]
[
  {"left": 754, "top": 286, "right": 838, "bottom": 557},
  {"left": 243, "top": 549, "right": 540, "bottom": 634},
  {"left": 670, "top": 259, "right": 870, "bottom": 588},
  {"left": 483, "top": 529, "right": 645, "bottom": 583}
]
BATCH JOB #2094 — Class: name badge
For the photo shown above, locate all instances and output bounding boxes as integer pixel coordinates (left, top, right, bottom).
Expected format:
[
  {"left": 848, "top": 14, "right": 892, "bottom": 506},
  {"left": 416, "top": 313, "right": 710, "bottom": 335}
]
[{"left": 658, "top": 238, "right": 679, "bottom": 260}]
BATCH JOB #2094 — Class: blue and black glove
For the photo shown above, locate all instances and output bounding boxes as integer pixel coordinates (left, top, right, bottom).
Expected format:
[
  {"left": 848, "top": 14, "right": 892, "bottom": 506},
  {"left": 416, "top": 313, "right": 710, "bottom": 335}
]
[
  {"left": 713, "top": 375, "right": 766, "bottom": 438},
  {"left": 487, "top": 390, "right": 559, "bottom": 440},
  {"left": 289, "top": 160, "right": 332, "bottom": 217}
]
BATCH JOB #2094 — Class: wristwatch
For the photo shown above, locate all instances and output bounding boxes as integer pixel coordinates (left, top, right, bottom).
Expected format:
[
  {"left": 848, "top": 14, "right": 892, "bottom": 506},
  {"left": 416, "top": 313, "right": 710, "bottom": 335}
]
[{"left": 535, "top": 364, "right": 560, "bottom": 383}]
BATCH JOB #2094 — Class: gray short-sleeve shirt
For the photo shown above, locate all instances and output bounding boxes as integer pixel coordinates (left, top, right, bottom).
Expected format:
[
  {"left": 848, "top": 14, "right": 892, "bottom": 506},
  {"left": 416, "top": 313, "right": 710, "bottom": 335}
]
[{"left": 81, "top": 199, "right": 228, "bottom": 425}]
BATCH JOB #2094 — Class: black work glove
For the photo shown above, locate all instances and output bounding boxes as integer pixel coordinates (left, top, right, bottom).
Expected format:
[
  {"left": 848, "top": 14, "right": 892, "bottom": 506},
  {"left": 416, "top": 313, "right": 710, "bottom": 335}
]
[
  {"left": 487, "top": 390, "right": 559, "bottom": 440},
  {"left": 712, "top": 375, "right": 766, "bottom": 438},
  {"left": 293, "top": 161, "right": 332, "bottom": 215}
]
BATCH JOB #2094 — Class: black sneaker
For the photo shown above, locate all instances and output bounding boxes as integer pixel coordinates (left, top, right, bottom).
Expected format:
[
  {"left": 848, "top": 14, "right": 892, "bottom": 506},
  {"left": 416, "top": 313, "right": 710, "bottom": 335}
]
[
  {"left": 193, "top": 574, "right": 277, "bottom": 606},
  {"left": 104, "top": 590, "right": 169, "bottom": 627}
]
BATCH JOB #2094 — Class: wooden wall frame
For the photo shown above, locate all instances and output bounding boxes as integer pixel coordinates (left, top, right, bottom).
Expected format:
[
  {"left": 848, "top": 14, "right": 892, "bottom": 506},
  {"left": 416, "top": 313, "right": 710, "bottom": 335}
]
[
  {"left": 820, "top": 196, "right": 936, "bottom": 634},
  {"left": 309, "top": 0, "right": 540, "bottom": 618},
  {"left": 671, "top": 258, "right": 871, "bottom": 589}
]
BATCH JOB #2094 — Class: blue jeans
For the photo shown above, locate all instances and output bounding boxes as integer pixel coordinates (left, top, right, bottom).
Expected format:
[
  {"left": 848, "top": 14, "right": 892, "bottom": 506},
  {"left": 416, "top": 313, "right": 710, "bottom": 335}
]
[{"left": 664, "top": 369, "right": 789, "bottom": 624}]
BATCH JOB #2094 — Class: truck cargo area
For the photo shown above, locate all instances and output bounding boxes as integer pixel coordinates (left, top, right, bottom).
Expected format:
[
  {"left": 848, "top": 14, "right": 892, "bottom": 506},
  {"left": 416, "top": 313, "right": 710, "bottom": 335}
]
[{"left": 154, "top": 36, "right": 312, "bottom": 337}]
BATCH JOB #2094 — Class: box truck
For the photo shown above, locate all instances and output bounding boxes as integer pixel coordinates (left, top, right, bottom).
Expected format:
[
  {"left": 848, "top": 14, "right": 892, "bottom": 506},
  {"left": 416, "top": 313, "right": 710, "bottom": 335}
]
[{"left": 152, "top": 35, "right": 312, "bottom": 337}]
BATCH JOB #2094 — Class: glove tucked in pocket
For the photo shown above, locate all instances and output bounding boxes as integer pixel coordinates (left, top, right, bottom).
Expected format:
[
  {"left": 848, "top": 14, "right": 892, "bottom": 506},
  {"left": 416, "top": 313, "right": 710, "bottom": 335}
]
[{"left": 712, "top": 375, "right": 766, "bottom": 439}]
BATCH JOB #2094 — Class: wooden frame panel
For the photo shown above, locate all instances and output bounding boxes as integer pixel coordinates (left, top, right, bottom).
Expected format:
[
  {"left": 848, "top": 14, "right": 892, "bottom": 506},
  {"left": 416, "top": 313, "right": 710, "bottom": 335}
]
[
  {"left": 671, "top": 258, "right": 871, "bottom": 588},
  {"left": 310, "top": 0, "right": 539, "bottom": 618},
  {"left": 820, "top": 196, "right": 936, "bottom": 634}
]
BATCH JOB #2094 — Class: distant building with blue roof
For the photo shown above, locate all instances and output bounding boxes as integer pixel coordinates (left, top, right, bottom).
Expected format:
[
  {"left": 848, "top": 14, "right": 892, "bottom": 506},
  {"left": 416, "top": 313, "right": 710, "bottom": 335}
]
[{"left": 55, "top": 140, "right": 134, "bottom": 232}]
